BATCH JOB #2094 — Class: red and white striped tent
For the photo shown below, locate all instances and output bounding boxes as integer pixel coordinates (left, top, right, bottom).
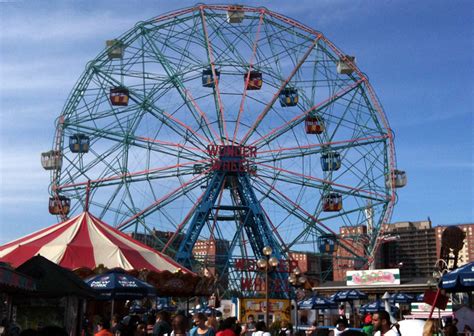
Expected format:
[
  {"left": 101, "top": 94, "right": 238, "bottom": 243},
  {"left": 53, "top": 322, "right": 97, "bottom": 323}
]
[{"left": 0, "top": 212, "right": 187, "bottom": 273}]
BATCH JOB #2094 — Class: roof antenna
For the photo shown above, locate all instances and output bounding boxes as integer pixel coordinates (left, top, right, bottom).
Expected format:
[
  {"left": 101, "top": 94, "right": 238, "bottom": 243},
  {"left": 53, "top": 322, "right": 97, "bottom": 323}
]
[{"left": 85, "top": 180, "right": 91, "bottom": 212}]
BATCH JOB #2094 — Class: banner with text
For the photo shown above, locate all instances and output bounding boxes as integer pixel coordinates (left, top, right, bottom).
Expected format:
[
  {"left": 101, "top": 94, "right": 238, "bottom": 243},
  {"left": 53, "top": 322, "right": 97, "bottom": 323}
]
[{"left": 346, "top": 268, "right": 400, "bottom": 286}]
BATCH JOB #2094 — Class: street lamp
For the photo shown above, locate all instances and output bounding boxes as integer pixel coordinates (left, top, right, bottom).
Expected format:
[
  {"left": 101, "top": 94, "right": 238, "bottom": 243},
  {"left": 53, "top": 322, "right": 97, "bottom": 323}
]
[
  {"left": 258, "top": 246, "right": 279, "bottom": 325},
  {"left": 288, "top": 267, "right": 307, "bottom": 329}
]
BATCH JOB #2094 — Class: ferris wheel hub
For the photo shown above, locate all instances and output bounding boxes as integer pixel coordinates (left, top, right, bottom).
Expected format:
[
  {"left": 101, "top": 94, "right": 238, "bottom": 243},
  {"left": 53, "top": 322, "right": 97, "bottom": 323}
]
[{"left": 207, "top": 144, "right": 257, "bottom": 174}]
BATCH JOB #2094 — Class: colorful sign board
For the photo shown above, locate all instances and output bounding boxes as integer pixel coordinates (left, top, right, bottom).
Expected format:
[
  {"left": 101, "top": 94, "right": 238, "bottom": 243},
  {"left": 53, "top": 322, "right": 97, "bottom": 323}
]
[
  {"left": 239, "top": 298, "right": 291, "bottom": 323},
  {"left": 346, "top": 268, "right": 400, "bottom": 286}
]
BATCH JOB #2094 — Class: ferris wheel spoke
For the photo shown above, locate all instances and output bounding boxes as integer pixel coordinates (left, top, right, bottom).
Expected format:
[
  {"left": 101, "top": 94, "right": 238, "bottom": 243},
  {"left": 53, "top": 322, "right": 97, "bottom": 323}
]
[
  {"left": 59, "top": 158, "right": 209, "bottom": 194},
  {"left": 253, "top": 176, "right": 362, "bottom": 256},
  {"left": 256, "top": 161, "right": 388, "bottom": 201},
  {"left": 256, "top": 135, "right": 388, "bottom": 165},
  {"left": 251, "top": 179, "right": 323, "bottom": 251},
  {"left": 67, "top": 121, "right": 207, "bottom": 162},
  {"left": 140, "top": 32, "right": 218, "bottom": 144},
  {"left": 93, "top": 67, "right": 211, "bottom": 150},
  {"left": 259, "top": 205, "right": 290, "bottom": 253},
  {"left": 251, "top": 79, "right": 364, "bottom": 148},
  {"left": 117, "top": 172, "right": 208, "bottom": 230},
  {"left": 199, "top": 6, "right": 228, "bottom": 143},
  {"left": 241, "top": 36, "right": 320, "bottom": 144},
  {"left": 181, "top": 89, "right": 222, "bottom": 144},
  {"left": 58, "top": 141, "right": 126, "bottom": 189},
  {"left": 233, "top": 10, "right": 265, "bottom": 143},
  {"left": 146, "top": 18, "right": 205, "bottom": 67},
  {"left": 204, "top": 10, "right": 251, "bottom": 65}
]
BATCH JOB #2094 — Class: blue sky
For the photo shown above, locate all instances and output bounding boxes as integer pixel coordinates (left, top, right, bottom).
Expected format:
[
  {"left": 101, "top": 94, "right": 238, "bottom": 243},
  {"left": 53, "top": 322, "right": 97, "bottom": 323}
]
[{"left": 0, "top": 0, "right": 472, "bottom": 244}]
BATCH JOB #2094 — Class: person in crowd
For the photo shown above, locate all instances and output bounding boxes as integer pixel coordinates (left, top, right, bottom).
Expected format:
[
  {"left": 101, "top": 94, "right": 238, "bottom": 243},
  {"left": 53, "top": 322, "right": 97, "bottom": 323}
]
[
  {"left": 251, "top": 321, "right": 270, "bottom": 336},
  {"left": 305, "top": 320, "right": 318, "bottom": 336},
  {"left": 38, "top": 326, "right": 68, "bottom": 336},
  {"left": 443, "top": 325, "right": 458, "bottom": 336},
  {"left": 135, "top": 323, "right": 147, "bottom": 336},
  {"left": 463, "top": 325, "right": 473, "bottom": 335},
  {"left": 240, "top": 324, "right": 248, "bottom": 336},
  {"left": 217, "top": 318, "right": 237, "bottom": 336},
  {"left": 171, "top": 314, "right": 189, "bottom": 336},
  {"left": 361, "top": 314, "right": 373, "bottom": 336},
  {"left": 245, "top": 315, "right": 255, "bottom": 336},
  {"left": 191, "top": 313, "right": 215, "bottom": 336},
  {"left": 453, "top": 319, "right": 459, "bottom": 329},
  {"left": 338, "top": 305, "right": 345, "bottom": 317},
  {"left": 279, "top": 320, "right": 293, "bottom": 336},
  {"left": 422, "top": 319, "right": 435, "bottom": 336},
  {"left": 340, "top": 331, "right": 365, "bottom": 336},
  {"left": 371, "top": 311, "right": 399, "bottom": 336},
  {"left": 125, "top": 315, "right": 142, "bottom": 336},
  {"left": 230, "top": 317, "right": 241, "bottom": 336},
  {"left": 146, "top": 315, "right": 155, "bottom": 335},
  {"left": 111, "top": 314, "right": 124, "bottom": 335},
  {"left": 300, "top": 316, "right": 309, "bottom": 327},
  {"left": 153, "top": 311, "right": 172, "bottom": 336},
  {"left": 331, "top": 318, "right": 349, "bottom": 336},
  {"left": 95, "top": 319, "right": 113, "bottom": 336},
  {"left": 206, "top": 316, "right": 218, "bottom": 332}
]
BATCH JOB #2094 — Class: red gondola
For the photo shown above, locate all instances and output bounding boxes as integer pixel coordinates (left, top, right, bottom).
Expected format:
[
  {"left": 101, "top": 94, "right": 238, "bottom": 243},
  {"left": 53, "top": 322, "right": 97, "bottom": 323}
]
[
  {"left": 110, "top": 87, "right": 129, "bottom": 106},
  {"left": 245, "top": 71, "right": 262, "bottom": 90},
  {"left": 49, "top": 196, "right": 71, "bottom": 215},
  {"left": 322, "top": 193, "right": 342, "bottom": 212},
  {"left": 305, "top": 115, "right": 324, "bottom": 134}
]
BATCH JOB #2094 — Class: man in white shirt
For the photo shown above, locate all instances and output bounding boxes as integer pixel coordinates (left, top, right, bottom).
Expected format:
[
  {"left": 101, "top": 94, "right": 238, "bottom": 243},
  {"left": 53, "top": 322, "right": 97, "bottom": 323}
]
[{"left": 372, "top": 311, "right": 400, "bottom": 336}]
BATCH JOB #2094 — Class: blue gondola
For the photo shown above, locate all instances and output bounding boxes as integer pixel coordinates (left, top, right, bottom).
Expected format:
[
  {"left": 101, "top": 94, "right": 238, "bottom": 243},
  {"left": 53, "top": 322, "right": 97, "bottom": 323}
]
[
  {"left": 321, "top": 152, "right": 341, "bottom": 171},
  {"left": 279, "top": 88, "right": 298, "bottom": 107},
  {"left": 318, "top": 234, "right": 338, "bottom": 253},
  {"left": 69, "top": 133, "right": 90, "bottom": 153},
  {"left": 202, "top": 68, "right": 220, "bottom": 88}
]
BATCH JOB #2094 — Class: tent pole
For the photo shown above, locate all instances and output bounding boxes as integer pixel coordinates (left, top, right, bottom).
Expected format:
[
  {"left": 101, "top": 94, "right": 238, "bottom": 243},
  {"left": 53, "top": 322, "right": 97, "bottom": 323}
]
[
  {"left": 111, "top": 299, "right": 115, "bottom": 322},
  {"left": 428, "top": 288, "right": 440, "bottom": 319}
]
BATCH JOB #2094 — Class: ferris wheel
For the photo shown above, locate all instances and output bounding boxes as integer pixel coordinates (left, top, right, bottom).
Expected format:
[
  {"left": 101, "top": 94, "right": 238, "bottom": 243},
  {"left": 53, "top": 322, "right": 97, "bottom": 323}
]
[{"left": 42, "top": 4, "right": 406, "bottom": 295}]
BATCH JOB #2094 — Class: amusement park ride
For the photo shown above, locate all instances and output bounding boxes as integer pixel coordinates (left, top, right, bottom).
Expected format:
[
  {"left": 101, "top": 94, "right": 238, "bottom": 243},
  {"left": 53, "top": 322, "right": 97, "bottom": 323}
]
[{"left": 41, "top": 4, "right": 406, "bottom": 297}]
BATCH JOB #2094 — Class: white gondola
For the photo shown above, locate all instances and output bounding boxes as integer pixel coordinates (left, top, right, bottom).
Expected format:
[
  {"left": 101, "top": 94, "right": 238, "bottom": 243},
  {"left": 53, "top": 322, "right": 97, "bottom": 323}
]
[
  {"left": 106, "top": 39, "right": 124, "bottom": 59},
  {"left": 41, "top": 150, "right": 62, "bottom": 170},
  {"left": 193, "top": 164, "right": 205, "bottom": 175},
  {"left": 337, "top": 55, "right": 356, "bottom": 75},
  {"left": 227, "top": 5, "right": 244, "bottom": 23},
  {"left": 386, "top": 169, "right": 407, "bottom": 188}
]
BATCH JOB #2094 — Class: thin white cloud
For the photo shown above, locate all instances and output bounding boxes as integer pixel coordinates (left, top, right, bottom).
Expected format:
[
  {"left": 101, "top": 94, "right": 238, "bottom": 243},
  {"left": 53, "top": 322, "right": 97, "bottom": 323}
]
[
  {"left": 0, "top": 148, "right": 51, "bottom": 201},
  {"left": 0, "top": 10, "right": 137, "bottom": 44}
]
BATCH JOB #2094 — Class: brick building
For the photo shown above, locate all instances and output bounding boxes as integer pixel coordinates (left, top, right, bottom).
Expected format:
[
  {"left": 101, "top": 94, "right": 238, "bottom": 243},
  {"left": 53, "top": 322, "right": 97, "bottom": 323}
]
[{"left": 332, "top": 225, "right": 368, "bottom": 281}]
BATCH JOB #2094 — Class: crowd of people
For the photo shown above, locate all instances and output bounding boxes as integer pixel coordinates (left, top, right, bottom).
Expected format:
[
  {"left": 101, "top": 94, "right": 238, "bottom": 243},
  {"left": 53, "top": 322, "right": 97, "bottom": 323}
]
[
  {"left": 84, "top": 310, "right": 275, "bottom": 336},
  {"left": 1, "top": 307, "right": 471, "bottom": 336}
]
